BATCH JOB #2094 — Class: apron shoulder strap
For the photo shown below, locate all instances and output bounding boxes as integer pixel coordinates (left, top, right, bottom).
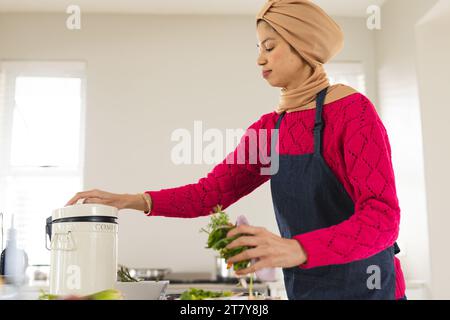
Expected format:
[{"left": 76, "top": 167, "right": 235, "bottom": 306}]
[
  {"left": 314, "top": 87, "right": 329, "bottom": 156},
  {"left": 271, "top": 112, "right": 286, "bottom": 158}
]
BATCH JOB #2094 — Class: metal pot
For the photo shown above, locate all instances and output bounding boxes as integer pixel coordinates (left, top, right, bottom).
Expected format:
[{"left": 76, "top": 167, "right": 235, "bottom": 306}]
[
  {"left": 129, "top": 268, "right": 171, "bottom": 281},
  {"left": 215, "top": 256, "right": 235, "bottom": 280}
]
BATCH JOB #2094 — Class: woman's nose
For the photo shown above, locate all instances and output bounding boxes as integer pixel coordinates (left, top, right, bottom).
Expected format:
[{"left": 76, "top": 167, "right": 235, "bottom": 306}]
[{"left": 257, "top": 52, "right": 267, "bottom": 67}]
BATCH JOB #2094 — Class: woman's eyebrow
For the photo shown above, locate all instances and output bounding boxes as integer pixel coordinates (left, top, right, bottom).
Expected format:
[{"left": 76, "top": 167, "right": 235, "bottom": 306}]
[{"left": 256, "top": 37, "right": 276, "bottom": 47}]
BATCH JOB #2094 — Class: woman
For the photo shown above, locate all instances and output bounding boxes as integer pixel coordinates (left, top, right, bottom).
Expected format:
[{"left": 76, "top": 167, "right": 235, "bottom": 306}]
[{"left": 66, "top": 0, "right": 406, "bottom": 300}]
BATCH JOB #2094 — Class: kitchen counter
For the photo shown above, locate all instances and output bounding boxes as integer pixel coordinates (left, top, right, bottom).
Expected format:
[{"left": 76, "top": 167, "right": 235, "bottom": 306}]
[
  {"left": 162, "top": 271, "right": 286, "bottom": 299},
  {"left": 1, "top": 272, "right": 287, "bottom": 300}
]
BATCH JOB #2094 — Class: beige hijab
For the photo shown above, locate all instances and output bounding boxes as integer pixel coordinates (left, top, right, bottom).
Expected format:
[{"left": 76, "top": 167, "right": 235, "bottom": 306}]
[{"left": 256, "top": 0, "right": 357, "bottom": 114}]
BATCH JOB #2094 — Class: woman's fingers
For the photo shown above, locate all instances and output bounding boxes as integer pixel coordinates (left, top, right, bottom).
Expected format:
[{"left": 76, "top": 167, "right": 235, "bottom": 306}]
[
  {"left": 65, "top": 193, "right": 83, "bottom": 206},
  {"left": 65, "top": 192, "right": 87, "bottom": 206},
  {"left": 82, "top": 197, "right": 107, "bottom": 205},
  {"left": 226, "top": 246, "right": 268, "bottom": 264},
  {"left": 235, "top": 259, "right": 269, "bottom": 276},
  {"left": 65, "top": 189, "right": 102, "bottom": 206},
  {"left": 227, "top": 225, "right": 265, "bottom": 238},
  {"left": 226, "top": 236, "right": 262, "bottom": 250},
  {"left": 64, "top": 189, "right": 127, "bottom": 209}
]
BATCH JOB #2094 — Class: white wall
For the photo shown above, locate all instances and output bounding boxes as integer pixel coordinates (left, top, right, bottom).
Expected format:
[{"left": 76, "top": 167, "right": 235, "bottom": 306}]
[
  {"left": 333, "top": 17, "right": 377, "bottom": 106},
  {"left": 415, "top": 0, "right": 450, "bottom": 300},
  {"left": 374, "top": 0, "right": 438, "bottom": 298},
  {"left": 0, "top": 13, "right": 376, "bottom": 274}
]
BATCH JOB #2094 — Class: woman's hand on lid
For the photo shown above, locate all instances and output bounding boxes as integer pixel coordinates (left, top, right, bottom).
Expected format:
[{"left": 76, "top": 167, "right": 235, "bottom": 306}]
[{"left": 65, "top": 189, "right": 147, "bottom": 211}]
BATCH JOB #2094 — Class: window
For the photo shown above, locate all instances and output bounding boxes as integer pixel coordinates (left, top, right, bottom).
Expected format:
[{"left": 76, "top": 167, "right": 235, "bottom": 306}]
[
  {"left": 324, "top": 62, "right": 366, "bottom": 94},
  {"left": 0, "top": 62, "right": 86, "bottom": 266}
]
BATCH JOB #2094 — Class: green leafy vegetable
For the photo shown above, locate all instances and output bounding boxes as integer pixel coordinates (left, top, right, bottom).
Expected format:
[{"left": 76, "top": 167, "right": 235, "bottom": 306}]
[
  {"left": 39, "top": 288, "right": 123, "bottom": 300},
  {"left": 180, "top": 288, "right": 233, "bottom": 300},
  {"left": 201, "top": 205, "right": 250, "bottom": 271},
  {"left": 117, "top": 265, "right": 139, "bottom": 282}
]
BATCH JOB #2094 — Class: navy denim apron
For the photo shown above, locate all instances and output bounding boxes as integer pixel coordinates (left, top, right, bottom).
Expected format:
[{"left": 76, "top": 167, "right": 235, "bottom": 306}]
[{"left": 270, "top": 87, "right": 398, "bottom": 300}]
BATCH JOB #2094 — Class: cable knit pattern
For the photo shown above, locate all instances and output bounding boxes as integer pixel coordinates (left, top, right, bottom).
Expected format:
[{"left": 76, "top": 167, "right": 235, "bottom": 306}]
[{"left": 145, "top": 92, "right": 405, "bottom": 299}]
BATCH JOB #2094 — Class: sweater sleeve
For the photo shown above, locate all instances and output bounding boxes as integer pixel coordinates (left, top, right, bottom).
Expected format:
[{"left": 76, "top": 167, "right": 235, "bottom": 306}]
[
  {"left": 144, "top": 115, "right": 272, "bottom": 218},
  {"left": 293, "top": 97, "right": 401, "bottom": 268}
]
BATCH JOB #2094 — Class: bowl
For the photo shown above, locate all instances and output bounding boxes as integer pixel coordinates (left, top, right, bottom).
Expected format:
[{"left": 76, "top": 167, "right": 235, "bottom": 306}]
[{"left": 115, "top": 281, "right": 169, "bottom": 300}]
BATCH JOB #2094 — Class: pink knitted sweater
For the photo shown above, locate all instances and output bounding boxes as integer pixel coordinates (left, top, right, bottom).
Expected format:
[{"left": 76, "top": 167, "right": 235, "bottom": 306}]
[{"left": 145, "top": 93, "right": 406, "bottom": 299}]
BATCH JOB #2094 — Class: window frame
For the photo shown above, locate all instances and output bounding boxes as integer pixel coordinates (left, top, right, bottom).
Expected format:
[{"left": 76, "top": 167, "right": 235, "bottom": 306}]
[
  {"left": 0, "top": 61, "right": 87, "bottom": 177},
  {"left": 0, "top": 61, "right": 87, "bottom": 264}
]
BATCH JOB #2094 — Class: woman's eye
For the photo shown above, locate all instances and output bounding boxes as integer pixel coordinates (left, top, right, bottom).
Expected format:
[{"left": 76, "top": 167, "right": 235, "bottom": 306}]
[{"left": 256, "top": 45, "right": 274, "bottom": 53}]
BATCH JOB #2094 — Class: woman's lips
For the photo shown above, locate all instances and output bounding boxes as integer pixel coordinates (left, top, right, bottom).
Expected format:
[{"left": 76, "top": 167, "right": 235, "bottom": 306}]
[{"left": 262, "top": 70, "right": 272, "bottom": 78}]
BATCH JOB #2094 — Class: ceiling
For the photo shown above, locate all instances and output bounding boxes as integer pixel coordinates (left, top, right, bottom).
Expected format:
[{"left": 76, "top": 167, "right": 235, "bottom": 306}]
[{"left": 0, "top": 0, "right": 386, "bottom": 17}]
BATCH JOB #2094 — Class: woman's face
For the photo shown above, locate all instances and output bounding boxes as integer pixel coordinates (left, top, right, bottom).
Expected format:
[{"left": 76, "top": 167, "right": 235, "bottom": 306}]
[{"left": 256, "top": 20, "right": 306, "bottom": 91}]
